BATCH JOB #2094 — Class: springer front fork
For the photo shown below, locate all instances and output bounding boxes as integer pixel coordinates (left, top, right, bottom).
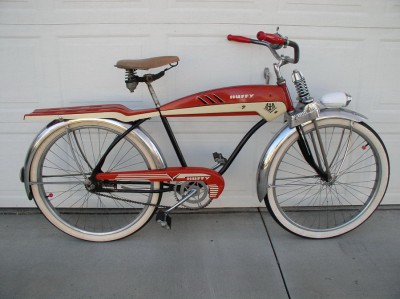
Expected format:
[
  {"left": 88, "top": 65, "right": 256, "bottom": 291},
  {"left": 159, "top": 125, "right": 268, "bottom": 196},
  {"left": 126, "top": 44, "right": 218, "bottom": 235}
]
[{"left": 288, "top": 69, "right": 333, "bottom": 182}]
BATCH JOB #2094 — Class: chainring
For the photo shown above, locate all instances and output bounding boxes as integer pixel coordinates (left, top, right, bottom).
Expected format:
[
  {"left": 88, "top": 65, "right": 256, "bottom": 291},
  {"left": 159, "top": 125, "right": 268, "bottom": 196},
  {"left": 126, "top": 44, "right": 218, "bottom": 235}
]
[{"left": 174, "top": 181, "right": 212, "bottom": 209}]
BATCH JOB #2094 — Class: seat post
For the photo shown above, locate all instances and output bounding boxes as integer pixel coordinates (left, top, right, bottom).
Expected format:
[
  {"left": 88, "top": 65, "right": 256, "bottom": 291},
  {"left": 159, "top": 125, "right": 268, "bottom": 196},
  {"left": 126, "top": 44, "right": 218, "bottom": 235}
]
[{"left": 146, "top": 81, "right": 161, "bottom": 108}]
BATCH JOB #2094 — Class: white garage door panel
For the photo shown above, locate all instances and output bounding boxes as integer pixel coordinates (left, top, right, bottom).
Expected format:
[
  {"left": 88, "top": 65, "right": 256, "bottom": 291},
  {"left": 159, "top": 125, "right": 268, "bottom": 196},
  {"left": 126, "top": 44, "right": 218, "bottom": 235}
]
[
  {"left": 58, "top": 36, "right": 150, "bottom": 104},
  {"left": 1, "top": 0, "right": 399, "bottom": 29},
  {"left": 0, "top": 37, "right": 42, "bottom": 103},
  {"left": 0, "top": 3, "right": 399, "bottom": 207}
]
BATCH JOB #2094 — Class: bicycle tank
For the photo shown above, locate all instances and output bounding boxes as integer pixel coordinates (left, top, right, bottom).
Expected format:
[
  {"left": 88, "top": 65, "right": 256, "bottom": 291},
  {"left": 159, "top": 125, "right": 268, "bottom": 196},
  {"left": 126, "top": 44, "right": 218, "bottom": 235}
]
[
  {"left": 24, "top": 85, "right": 291, "bottom": 123},
  {"left": 160, "top": 85, "right": 291, "bottom": 121}
]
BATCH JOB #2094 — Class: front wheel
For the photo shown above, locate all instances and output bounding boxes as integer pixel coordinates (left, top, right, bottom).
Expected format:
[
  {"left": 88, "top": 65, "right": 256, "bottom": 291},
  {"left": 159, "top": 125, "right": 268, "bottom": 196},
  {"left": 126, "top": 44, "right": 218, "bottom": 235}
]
[
  {"left": 266, "top": 118, "right": 390, "bottom": 239},
  {"left": 30, "top": 119, "right": 163, "bottom": 242}
]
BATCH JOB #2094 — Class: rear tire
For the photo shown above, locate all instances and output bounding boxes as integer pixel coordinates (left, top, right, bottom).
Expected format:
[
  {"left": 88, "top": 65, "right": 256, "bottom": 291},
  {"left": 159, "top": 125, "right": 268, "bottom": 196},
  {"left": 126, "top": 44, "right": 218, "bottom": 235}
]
[
  {"left": 30, "top": 119, "right": 162, "bottom": 242},
  {"left": 266, "top": 118, "right": 390, "bottom": 239}
]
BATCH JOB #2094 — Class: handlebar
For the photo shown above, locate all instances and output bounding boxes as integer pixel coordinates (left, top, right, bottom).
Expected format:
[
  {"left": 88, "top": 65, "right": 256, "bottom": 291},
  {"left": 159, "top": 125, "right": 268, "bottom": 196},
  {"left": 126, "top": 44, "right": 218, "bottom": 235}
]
[
  {"left": 227, "top": 34, "right": 251, "bottom": 43},
  {"left": 227, "top": 31, "right": 300, "bottom": 64},
  {"left": 286, "top": 40, "right": 299, "bottom": 64}
]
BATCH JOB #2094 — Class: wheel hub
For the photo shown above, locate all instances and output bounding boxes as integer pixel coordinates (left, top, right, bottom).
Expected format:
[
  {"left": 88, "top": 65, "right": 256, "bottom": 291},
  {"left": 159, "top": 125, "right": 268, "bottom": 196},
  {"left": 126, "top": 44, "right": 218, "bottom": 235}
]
[{"left": 84, "top": 179, "right": 96, "bottom": 191}]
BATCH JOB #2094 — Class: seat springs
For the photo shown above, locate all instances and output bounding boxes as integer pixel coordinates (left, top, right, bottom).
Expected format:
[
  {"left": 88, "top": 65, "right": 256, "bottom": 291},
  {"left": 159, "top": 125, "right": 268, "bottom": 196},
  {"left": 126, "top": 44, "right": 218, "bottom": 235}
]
[
  {"left": 125, "top": 69, "right": 139, "bottom": 93},
  {"left": 125, "top": 69, "right": 136, "bottom": 82}
]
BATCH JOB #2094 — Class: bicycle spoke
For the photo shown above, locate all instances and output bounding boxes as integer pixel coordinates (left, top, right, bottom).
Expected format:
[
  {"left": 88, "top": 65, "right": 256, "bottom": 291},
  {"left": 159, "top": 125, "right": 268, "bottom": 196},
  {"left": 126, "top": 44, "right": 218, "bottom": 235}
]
[
  {"left": 33, "top": 122, "right": 160, "bottom": 240},
  {"left": 269, "top": 120, "right": 387, "bottom": 237}
]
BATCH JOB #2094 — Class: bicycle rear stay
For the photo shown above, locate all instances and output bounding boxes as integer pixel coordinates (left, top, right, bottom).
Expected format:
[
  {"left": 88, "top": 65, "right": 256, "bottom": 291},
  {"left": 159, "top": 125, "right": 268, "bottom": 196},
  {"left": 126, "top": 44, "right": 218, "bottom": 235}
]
[{"left": 21, "top": 30, "right": 390, "bottom": 241}]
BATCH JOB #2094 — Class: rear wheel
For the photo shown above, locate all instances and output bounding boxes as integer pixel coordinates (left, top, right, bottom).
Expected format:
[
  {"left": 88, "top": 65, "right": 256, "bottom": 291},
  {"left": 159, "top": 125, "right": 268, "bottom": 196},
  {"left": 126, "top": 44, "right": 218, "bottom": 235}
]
[
  {"left": 30, "top": 119, "right": 162, "bottom": 242},
  {"left": 267, "top": 118, "right": 390, "bottom": 238}
]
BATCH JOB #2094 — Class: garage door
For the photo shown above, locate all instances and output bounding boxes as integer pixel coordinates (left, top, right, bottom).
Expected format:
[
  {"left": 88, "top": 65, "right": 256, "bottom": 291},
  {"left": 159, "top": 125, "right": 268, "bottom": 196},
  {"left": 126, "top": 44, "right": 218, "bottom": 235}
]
[{"left": 1, "top": 0, "right": 399, "bottom": 207}]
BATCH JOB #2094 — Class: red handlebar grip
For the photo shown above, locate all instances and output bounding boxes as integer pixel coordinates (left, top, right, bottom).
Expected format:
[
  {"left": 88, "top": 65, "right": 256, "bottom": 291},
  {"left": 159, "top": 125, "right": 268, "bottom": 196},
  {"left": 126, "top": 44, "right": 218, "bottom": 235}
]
[
  {"left": 227, "top": 34, "right": 251, "bottom": 43},
  {"left": 257, "top": 31, "right": 286, "bottom": 45}
]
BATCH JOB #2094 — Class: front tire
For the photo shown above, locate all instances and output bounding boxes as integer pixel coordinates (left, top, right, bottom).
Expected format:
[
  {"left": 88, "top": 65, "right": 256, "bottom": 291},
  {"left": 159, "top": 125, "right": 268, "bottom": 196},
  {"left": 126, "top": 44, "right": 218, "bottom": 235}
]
[{"left": 266, "top": 118, "right": 390, "bottom": 239}]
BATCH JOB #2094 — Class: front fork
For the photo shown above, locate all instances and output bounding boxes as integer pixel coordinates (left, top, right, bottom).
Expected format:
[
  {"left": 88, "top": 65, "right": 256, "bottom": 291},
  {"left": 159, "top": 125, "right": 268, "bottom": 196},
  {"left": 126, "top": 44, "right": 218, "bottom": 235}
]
[
  {"left": 288, "top": 69, "right": 333, "bottom": 182},
  {"left": 296, "top": 120, "right": 332, "bottom": 182},
  {"left": 311, "top": 119, "right": 332, "bottom": 180}
]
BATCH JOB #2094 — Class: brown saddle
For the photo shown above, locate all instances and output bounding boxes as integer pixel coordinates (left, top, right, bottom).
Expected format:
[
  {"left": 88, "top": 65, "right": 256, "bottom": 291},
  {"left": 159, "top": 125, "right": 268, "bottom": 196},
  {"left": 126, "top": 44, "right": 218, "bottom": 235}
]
[{"left": 115, "top": 56, "right": 179, "bottom": 70}]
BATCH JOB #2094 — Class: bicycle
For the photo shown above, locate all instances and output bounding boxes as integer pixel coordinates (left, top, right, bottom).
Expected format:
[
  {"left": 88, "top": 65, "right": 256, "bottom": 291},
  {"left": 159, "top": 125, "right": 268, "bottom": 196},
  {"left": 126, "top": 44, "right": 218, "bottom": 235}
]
[{"left": 20, "top": 30, "right": 390, "bottom": 242}]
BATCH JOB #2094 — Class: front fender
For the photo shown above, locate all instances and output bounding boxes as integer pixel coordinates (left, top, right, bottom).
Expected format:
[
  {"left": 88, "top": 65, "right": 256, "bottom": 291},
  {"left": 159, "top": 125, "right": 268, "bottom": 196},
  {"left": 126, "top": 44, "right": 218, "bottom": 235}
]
[
  {"left": 256, "top": 108, "right": 368, "bottom": 202},
  {"left": 21, "top": 118, "right": 166, "bottom": 200}
]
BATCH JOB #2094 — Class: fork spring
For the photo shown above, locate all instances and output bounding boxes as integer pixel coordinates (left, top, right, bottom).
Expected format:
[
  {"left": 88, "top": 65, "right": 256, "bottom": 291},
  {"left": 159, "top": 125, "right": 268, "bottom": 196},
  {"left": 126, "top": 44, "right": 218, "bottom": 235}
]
[{"left": 292, "top": 70, "right": 313, "bottom": 103}]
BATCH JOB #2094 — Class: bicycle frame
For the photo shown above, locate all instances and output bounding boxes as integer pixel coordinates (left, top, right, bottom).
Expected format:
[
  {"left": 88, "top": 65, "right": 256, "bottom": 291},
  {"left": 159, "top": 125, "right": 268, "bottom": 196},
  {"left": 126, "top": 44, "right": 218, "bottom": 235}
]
[{"left": 23, "top": 83, "right": 295, "bottom": 201}]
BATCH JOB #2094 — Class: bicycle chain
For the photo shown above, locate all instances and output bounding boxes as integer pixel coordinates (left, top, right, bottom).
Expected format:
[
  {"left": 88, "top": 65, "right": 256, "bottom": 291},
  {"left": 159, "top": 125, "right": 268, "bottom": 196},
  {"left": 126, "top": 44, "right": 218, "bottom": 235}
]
[
  {"left": 93, "top": 191, "right": 171, "bottom": 209},
  {"left": 94, "top": 183, "right": 212, "bottom": 210}
]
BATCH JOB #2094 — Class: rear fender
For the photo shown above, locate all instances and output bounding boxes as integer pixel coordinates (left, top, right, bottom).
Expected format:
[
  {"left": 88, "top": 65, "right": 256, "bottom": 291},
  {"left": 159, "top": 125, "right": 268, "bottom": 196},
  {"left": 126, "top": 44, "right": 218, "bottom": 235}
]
[
  {"left": 21, "top": 118, "right": 166, "bottom": 200},
  {"left": 256, "top": 108, "right": 368, "bottom": 202}
]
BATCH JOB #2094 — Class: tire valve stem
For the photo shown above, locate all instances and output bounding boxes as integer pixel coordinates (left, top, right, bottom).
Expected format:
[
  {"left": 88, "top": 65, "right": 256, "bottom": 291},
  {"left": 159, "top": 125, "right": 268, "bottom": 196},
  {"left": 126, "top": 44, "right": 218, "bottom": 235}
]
[
  {"left": 362, "top": 143, "right": 369, "bottom": 150},
  {"left": 47, "top": 193, "right": 53, "bottom": 198}
]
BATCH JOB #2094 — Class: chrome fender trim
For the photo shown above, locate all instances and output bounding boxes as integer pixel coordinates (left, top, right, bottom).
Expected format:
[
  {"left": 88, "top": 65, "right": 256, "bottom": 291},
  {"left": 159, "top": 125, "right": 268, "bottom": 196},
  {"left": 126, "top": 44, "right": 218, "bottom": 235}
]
[
  {"left": 22, "top": 118, "right": 166, "bottom": 200},
  {"left": 256, "top": 108, "right": 368, "bottom": 202}
]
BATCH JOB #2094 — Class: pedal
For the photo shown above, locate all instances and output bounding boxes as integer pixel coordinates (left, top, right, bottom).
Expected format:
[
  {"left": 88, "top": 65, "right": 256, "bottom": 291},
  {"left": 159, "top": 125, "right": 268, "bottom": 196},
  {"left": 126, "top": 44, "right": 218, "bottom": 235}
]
[
  {"left": 156, "top": 211, "right": 172, "bottom": 230},
  {"left": 213, "top": 152, "right": 227, "bottom": 164}
]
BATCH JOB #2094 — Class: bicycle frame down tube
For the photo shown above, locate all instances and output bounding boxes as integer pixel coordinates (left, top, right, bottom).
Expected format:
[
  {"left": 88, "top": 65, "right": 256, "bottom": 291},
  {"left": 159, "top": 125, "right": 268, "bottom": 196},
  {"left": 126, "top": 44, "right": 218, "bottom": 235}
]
[{"left": 219, "top": 119, "right": 267, "bottom": 175}]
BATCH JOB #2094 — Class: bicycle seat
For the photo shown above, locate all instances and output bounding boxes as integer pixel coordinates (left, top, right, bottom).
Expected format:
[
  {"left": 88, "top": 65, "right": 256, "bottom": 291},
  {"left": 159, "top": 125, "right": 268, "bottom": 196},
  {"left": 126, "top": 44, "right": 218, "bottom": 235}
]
[{"left": 115, "top": 56, "right": 179, "bottom": 70}]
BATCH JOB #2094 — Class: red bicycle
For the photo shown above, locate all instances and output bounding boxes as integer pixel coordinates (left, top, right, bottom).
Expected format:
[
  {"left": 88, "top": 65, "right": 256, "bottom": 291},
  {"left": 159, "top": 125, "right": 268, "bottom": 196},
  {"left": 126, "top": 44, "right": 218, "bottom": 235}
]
[{"left": 21, "top": 30, "right": 390, "bottom": 242}]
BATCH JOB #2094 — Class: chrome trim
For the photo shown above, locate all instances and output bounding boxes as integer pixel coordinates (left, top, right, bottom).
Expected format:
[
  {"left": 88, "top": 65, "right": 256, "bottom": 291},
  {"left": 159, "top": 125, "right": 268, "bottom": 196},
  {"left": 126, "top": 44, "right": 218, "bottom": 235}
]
[
  {"left": 264, "top": 67, "right": 270, "bottom": 85},
  {"left": 146, "top": 82, "right": 161, "bottom": 108},
  {"left": 22, "top": 118, "right": 166, "bottom": 201},
  {"left": 291, "top": 69, "right": 303, "bottom": 82},
  {"left": 291, "top": 70, "right": 313, "bottom": 104},
  {"left": 256, "top": 108, "right": 368, "bottom": 202},
  {"left": 284, "top": 101, "right": 320, "bottom": 128},
  {"left": 252, "top": 39, "right": 282, "bottom": 61},
  {"left": 345, "top": 93, "right": 352, "bottom": 107},
  {"left": 22, "top": 123, "right": 56, "bottom": 199}
]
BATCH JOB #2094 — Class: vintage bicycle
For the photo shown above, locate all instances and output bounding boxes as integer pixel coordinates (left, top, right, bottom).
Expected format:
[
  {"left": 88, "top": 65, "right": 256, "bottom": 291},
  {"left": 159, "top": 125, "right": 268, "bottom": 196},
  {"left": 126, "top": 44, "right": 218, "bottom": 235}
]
[{"left": 20, "top": 30, "right": 390, "bottom": 242}]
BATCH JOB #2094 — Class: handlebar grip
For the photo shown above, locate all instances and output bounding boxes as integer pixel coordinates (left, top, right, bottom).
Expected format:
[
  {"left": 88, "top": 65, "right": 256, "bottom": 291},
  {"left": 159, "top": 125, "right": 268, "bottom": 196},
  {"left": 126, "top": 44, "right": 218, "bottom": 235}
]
[
  {"left": 227, "top": 34, "right": 251, "bottom": 43},
  {"left": 256, "top": 31, "right": 286, "bottom": 45}
]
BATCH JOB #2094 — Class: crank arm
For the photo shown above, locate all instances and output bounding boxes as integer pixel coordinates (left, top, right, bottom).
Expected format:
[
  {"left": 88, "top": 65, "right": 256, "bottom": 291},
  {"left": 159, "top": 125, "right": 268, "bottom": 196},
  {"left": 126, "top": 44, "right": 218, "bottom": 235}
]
[
  {"left": 165, "top": 188, "right": 197, "bottom": 213},
  {"left": 156, "top": 188, "right": 198, "bottom": 230}
]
